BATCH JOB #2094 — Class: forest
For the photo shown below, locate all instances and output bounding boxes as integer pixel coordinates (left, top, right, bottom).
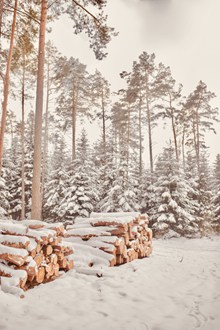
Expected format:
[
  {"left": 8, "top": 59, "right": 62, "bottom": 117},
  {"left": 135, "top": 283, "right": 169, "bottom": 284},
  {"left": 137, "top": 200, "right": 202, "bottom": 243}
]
[{"left": 0, "top": 0, "right": 220, "bottom": 240}]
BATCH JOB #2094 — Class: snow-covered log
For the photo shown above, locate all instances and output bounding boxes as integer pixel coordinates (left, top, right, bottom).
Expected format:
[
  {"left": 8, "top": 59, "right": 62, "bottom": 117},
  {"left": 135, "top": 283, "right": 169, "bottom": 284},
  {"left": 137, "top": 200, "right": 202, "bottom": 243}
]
[
  {"left": 65, "top": 212, "right": 152, "bottom": 268},
  {"left": 0, "top": 219, "right": 74, "bottom": 296}
]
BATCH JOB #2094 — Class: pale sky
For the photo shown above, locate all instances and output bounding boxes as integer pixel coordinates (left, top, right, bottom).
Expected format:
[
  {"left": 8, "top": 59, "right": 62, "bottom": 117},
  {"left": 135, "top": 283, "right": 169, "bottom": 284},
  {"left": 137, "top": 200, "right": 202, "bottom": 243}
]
[{"left": 49, "top": 0, "right": 220, "bottom": 163}]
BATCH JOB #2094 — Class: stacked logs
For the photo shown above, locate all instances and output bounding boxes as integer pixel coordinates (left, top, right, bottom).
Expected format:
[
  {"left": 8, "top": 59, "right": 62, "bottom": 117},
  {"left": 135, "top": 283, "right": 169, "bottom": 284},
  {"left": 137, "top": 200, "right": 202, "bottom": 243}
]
[
  {"left": 65, "top": 212, "right": 152, "bottom": 267},
  {"left": 0, "top": 220, "right": 74, "bottom": 296}
]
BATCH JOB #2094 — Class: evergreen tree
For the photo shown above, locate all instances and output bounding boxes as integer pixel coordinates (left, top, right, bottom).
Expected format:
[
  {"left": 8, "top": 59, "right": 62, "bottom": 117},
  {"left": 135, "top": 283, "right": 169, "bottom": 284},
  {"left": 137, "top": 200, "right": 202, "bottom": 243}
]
[
  {"left": 148, "top": 146, "right": 199, "bottom": 237},
  {"left": 98, "top": 160, "right": 139, "bottom": 213},
  {"left": 0, "top": 167, "right": 11, "bottom": 218},
  {"left": 183, "top": 81, "right": 219, "bottom": 174},
  {"left": 8, "top": 132, "right": 22, "bottom": 219},
  {"left": 58, "top": 130, "right": 99, "bottom": 222},
  {"left": 55, "top": 56, "right": 91, "bottom": 161},
  {"left": 43, "top": 133, "right": 68, "bottom": 222},
  {"left": 211, "top": 154, "right": 220, "bottom": 233},
  {"left": 212, "top": 154, "right": 220, "bottom": 191}
]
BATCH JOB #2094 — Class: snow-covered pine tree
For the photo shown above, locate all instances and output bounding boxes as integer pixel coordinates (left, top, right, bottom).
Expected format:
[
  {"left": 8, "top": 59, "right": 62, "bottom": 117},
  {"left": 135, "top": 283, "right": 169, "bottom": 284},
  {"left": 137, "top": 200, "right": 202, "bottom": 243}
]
[
  {"left": 211, "top": 154, "right": 220, "bottom": 232},
  {"left": 23, "top": 111, "right": 35, "bottom": 218},
  {"left": 211, "top": 191, "right": 220, "bottom": 233},
  {"left": 43, "top": 133, "right": 69, "bottom": 222},
  {"left": 148, "top": 146, "right": 199, "bottom": 238},
  {"left": 212, "top": 154, "right": 220, "bottom": 190},
  {"left": 139, "top": 169, "right": 155, "bottom": 214},
  {"left": 98, "top": 158, "right": 139, "bottom": 212},
  {"left": 58, "top": 129, "right": 99, "bottom": 223},
  {"left": 0, "top": 167, "right": 11, "bottom": 218},
  {"left": 8, "top": 133, "right": 22, "bottom": 219},
  {"left": 196, "top": 152, "right": 213, "bottom": 234}
]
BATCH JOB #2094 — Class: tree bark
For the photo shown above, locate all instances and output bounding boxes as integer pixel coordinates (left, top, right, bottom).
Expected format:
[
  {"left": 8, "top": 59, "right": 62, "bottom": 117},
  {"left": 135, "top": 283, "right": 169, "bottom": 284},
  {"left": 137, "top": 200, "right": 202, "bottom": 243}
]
[
  {"left": 195, "top": 105, "right": 200, "bottom": 173},
  {"left": 101, "top": 88, "right": 106, "bottom": 158},
  {"left": 192, "top": 117, "right": 199, "bottom": 172},
  {"left": 21, "top": 60, "right": 25, "bottom": 220},
  {"left": 41, "top": 60, "right": 50, "bottom": 206},
  {"left": 138, "top": 96, "right": 143, "bottom": 180},
  {"left": 169, "top": 95, "right": 179, "bottom": 162},
  {"left": 181, "top": 126, "right": 186, "bottom": 172},
  {"left": 72, "top": 101, "right": 76, "bottom": 161},
  {"left": 0, "top": 0, "right": 4, "bottom": 42},
  {"left": 0, "top": 0, "right": 18, "bottom": 176},
  {"left": 31, "top": 0, "right": 47, "bottom": 219},
  {"left": 146, "top": 101, "right": 153, "bottom": 173}
]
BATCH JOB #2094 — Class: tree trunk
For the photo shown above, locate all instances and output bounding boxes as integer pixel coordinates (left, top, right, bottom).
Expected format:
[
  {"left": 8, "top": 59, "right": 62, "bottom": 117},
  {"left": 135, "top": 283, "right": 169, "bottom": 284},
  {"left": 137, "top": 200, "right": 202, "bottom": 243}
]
[
  {"left": 195, "top": 105, "right": 200, "bottom": 173},
  {"left": 101, "top": 88, "right": 106, "bottom": 158},
  {"left": 0, "top": 0, "right": 18, "bottom": 176},
  {"left": 146, "top": 101, "right": 153, "bottom": 173},
  {"left": 21, "top": 61, "right": 25, "bottom": 220},
  {"left": 41, "top": 60, "right": 50, "bottom": 207},
  {"left": 126, "top": 103, "right": 130, "bottom": 169},
  {"left": 181, "top": 126, "right": 186, "bottom": 172},
  {"left": 192, "top": 116, "right": 199, "bottom": 174},
  {"left": 170, "top": 96, "right": 179, "bottom": 162},
  {"left": 138, "top": 96, "right": 143, "bottom": 180},
  {"left": 0, "top": 0, "right": 4, "bottom": 42},
  {"left": 31, "top": 0, "right": 47, "bottom": 220},
  {"left": 72, "top": 102, "right": 76, "bottom": 161}
]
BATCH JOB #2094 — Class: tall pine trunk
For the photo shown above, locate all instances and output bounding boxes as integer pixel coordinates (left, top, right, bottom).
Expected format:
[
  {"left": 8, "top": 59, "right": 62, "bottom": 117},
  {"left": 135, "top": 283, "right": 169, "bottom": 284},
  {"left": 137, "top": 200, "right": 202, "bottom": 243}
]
[
  {"left": 41, "top": 60, "right": 50, "bottom": 206},
  {"left": 72, "top": 102, "right": 76, "bottom": 161},
  {"left": 21, "top": 60, "right": 25, "bottom": 220},
  {"left": 138, "top": 96, "right": 143, "bottom": 180},
  {"left": 169, "top": 95, "right": 179, "bottom": 163},
  {"left": 181, "top": 126, "right": 186, "bottom": 172},
  {"left": 192, "top": 116, "right": 200, "bottom": 174},
  {"left": 0, "top": 0, "right": 4, "bottom": 42},
  {"left": 146, "top": 100, "right": 153, "bottom": 173},
  {"left": 101, "top": 88, "right": 106, "bottom": 158},
  {"left": 126, "top": 103, "right": 130, "bottom": 169},
  {"left": 0, "top": 0, "right": 18, "bottom": 175},
  {"left": 31, "top": 0, "right": 47, "bottom": 219},
  {"left": 195, "top": 105, "right": 200, "bottom": 173}
]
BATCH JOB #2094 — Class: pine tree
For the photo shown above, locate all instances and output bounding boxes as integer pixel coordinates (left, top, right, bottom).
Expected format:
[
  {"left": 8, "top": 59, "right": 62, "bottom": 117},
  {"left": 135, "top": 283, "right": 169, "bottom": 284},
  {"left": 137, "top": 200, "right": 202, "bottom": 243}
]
[
  {"left": 43, "top": 133, "right": 68, "bottom": 222},
  {"left": 149, "top": 146, "right": 199, "bottom": 238},
  {"left": 183, "top": 81, "right": 219, "bottom": 174},
  {"left": 55, "top": 56, "right": 91, "bottom": 161},
  {"left": 8, "top": 132, "right": 22, "bottom": 219},
  {"left": 58, "top": 130, "right": 99, "bottom": 222},
  {"left": 98, "top": 160, "right": 139, "bottom": 213},
  {"left": 212, "top": 154, "right": 220, "bottom": 190},
  {"left": 0, "top": 167, "right": 11, "bottom": 218},
  {"left": 211, "top": 191, "right": 220, "bottom": 233},
  {"left": 211, "top": 154, "right": 220, "bottom": 232}
]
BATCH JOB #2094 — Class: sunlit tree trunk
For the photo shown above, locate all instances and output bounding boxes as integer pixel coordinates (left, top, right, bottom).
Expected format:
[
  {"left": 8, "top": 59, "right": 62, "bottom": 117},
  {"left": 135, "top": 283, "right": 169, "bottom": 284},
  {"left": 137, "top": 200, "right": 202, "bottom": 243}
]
[
  {"left": 31, "top": 0, "right": 47, "bottom": 219},
  {"left": 0, "top": 0, "right": 18, "bottom": 175}
]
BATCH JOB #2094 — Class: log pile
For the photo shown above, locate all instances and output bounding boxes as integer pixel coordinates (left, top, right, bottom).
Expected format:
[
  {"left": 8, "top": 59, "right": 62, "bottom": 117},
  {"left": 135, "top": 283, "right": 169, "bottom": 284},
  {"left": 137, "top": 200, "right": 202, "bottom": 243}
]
[
  {"left": 65, "top": 212, "right": 152, "bottom": 268},
  {"left": 0, "top": 220, "right": 74, "bottom": 297}
]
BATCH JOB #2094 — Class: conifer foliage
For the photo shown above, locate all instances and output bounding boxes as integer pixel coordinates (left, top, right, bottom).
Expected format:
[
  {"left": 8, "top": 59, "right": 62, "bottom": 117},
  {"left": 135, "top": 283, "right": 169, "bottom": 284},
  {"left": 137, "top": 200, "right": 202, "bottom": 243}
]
[{"left": 148, "top": 147, "right": 199, "bottom": 237}]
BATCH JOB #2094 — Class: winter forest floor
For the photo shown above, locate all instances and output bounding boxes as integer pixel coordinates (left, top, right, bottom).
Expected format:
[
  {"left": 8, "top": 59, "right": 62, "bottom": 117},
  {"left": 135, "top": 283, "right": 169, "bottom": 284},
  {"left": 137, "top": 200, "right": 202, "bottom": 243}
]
[{"left": 1, "top": 237, "right": 220, "bottom": 330}]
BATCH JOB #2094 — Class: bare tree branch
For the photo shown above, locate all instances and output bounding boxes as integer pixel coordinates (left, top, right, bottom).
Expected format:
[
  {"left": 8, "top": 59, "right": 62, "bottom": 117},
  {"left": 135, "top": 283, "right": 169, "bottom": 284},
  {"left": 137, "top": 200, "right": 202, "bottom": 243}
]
[
  {"left": 4, "top": 4, "right": 40, "bottom": 25},
  {"left": 71, "top": 0, "right": 101, "bottom": 26}
]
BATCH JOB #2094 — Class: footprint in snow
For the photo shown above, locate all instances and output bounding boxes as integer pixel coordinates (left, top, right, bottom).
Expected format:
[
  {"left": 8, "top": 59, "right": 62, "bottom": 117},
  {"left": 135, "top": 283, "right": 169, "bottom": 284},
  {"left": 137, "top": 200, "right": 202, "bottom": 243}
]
[
  {"left": 97, "top": 311, "right": 108, "bottom": 317},
  {"left": 118, "top": 291, "right": 127, "bottom": 297}
]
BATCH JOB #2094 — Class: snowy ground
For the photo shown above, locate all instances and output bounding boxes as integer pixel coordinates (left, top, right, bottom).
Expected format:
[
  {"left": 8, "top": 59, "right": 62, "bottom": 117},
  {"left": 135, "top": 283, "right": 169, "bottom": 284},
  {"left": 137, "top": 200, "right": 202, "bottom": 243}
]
[{"left": 1, "top": 236, "right": 220, "bottom": 330}]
